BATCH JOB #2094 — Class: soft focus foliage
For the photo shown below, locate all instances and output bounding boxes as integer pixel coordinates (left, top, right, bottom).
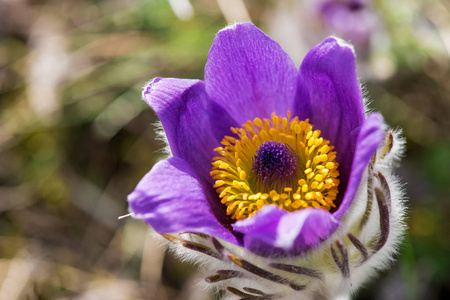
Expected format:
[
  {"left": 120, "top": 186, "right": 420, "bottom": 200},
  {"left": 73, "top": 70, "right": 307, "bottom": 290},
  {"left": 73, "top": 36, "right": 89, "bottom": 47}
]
[{"left": 0, "top": 0, "right": 449, "bottom": 299}]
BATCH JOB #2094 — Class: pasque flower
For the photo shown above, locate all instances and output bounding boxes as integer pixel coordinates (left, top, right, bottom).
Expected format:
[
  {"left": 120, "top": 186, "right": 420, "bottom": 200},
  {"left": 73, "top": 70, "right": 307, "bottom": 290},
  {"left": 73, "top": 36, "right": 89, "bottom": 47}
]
[
  {"left": 128, "top": 23, "right": 405, "bottom": 300},
  {"left": 317, "top": 0, "right": 377, "bottom": 54},
  {"left": 307, "top": 0, "right": 379, "bottom": 54}
]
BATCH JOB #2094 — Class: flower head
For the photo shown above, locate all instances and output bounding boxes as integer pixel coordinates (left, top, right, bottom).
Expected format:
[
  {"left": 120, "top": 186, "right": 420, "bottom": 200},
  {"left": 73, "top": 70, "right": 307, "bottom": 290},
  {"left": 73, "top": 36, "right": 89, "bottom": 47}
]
[
  {"left": 317, "top": 0, "right": 378, "bottom": 54},
  {"left": 128, "top": 23, "right": 406, "bottom": 299}
]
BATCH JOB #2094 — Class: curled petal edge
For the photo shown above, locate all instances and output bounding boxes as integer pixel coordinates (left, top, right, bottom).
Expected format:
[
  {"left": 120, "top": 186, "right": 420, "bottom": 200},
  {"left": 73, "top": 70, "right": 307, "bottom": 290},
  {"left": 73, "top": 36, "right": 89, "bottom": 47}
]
[
  {"left": 335, "top": 112, "right": 386, "bottom": 219},
  {"left": 233, "top": 205, "right": 340, "bottom": 257}
]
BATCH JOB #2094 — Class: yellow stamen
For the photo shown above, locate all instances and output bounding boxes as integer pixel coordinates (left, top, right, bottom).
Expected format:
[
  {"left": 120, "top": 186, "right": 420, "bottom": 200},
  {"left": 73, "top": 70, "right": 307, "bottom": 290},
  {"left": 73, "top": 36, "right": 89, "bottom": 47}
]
[{"left": 211, "top": 112, "right": 340, "bottom": 220}]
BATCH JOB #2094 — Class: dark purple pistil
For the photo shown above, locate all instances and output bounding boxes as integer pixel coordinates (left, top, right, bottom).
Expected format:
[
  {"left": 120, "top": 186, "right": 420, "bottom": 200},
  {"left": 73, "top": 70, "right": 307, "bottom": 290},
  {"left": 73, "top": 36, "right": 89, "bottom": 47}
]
[{"left": 252, "top": 141, "right": 297, "bottom": 187}]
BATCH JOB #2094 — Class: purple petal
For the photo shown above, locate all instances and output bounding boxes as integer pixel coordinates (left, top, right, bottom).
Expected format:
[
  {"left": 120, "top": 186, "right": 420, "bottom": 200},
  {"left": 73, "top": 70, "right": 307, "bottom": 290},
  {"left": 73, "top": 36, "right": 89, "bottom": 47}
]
[
  {"left": 233, "top": 205, "right": 340, "bottom": 257},
  {"left": 205, "top": 23, "right": 298, "bottom": 125},
  {"left": 334, "top": 112, "right": 385, "bottom": 219},
  {"left": 296, "top": 37, "right": 366, "bottom": 208},
  {"left": 319, "top": 0, "right": 376, "bottom": 53},
  {"left": 296, "top": 36, "right": 365, "bottom": 158},
  {"left": 143, "top": 77, "right": 236, "bottom": 182},
  {"left": 128, "top": 156, "right": 239, "bottom": 244}
]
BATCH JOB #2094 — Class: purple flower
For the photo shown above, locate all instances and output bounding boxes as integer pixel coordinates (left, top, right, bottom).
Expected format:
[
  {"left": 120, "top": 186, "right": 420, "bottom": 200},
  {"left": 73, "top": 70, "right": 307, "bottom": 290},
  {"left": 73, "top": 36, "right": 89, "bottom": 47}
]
[
  {"left": 318, "top": 0, "right": 377, "bottom": 53},
  {"left": 128, "top": 23, "right": 405, "bottom": 298},
  {"left": 131, "top": 22, "right": 381, "bottom": 255}
]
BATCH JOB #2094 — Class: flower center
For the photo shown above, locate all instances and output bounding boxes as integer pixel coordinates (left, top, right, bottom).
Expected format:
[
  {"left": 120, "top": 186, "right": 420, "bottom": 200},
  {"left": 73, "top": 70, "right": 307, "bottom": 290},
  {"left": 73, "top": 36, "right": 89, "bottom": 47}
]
[
  {"left": 252, "top": 141, "right": 298, "bottom": 191},
  {"left": 210, "top": 112, "right": 340, "bottom": 220}
]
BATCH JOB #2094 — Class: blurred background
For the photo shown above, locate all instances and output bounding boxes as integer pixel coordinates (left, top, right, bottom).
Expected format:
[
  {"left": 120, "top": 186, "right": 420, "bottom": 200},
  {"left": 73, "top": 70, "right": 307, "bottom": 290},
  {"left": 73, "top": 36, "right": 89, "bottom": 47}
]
[{"left": 1, "top": 0, "right": 450, "bottom": 299}]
